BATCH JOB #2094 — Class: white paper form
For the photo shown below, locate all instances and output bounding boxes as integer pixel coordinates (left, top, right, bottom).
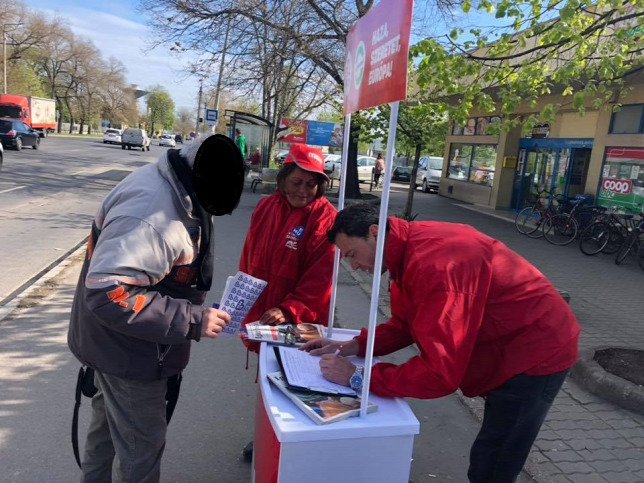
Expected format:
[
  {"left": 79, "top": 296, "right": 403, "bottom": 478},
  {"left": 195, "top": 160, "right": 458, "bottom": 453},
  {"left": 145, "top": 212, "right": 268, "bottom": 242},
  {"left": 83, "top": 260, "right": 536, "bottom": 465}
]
[
  {"left": 219, "top": 271, "right": 267, "bottom": 335},
  {"left": 278, "top": 346, "right": 357, "bottom": 396}
]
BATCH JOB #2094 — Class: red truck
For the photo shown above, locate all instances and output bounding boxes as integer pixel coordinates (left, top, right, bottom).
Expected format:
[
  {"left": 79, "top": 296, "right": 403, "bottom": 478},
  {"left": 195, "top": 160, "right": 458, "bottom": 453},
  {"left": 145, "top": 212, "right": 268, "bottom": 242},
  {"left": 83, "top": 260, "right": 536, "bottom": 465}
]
[{"left": 0, "top": 95, "right": 57, "bottom": 137}]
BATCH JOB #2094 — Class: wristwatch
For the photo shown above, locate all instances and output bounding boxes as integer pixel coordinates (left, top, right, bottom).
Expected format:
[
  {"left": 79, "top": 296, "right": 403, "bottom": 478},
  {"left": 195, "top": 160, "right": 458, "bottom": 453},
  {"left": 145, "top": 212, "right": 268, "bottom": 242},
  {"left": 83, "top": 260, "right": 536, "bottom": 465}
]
[
  {"left": 349, "top": 366, "right": 364, "bottom": 391},
  {"left": 186, "top": 320, "right": 202, "bottom": 342}
]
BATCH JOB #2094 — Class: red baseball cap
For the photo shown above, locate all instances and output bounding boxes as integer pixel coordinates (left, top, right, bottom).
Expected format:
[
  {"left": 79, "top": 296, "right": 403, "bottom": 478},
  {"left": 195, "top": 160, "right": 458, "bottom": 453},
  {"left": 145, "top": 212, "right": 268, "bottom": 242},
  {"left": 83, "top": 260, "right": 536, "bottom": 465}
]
[{"left": 283, "top": 143, "right": 329, "bottom": 181}]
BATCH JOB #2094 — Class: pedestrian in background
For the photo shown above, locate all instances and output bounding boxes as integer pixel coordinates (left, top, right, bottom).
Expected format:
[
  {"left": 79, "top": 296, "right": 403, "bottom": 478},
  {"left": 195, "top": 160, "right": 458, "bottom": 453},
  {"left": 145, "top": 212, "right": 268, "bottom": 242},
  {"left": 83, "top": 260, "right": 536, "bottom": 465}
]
[
  {"left": 235, "top": 127, "right": 247, "bottom": 159},
  {"left": 374, "top": 152, "right": 385, "bottom": 187},
  {"left": 238, "top": 142, "right": 337, "bottom": 460},
  {"left": 68, "top": 134, "right": 244, "bottom": 482},
  {"left": 303, "top": 202, "right": 580, "bottom": 483}
]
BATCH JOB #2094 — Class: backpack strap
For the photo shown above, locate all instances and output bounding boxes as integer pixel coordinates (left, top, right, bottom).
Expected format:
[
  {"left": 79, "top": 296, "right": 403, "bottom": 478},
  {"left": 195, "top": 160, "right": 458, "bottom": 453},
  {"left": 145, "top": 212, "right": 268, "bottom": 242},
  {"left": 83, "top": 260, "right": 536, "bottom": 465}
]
[{"left": 72, "top": 367, "right": 86, "bottom": 469}]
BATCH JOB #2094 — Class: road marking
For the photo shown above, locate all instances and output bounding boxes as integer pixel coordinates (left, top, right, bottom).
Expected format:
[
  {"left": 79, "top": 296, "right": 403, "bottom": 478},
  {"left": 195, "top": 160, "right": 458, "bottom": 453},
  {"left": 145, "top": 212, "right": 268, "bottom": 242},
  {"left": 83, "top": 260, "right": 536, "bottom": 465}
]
[{"left": 0, "top": 186, "right": 27, "bottom": 195}]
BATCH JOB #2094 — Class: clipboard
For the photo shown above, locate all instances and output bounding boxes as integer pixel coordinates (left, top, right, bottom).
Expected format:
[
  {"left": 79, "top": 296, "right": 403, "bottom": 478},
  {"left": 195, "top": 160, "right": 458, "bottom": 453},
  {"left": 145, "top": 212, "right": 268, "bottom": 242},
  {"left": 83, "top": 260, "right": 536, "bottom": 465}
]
[{"left": 273, "top": 346, "right": 358, "bottom": 398}]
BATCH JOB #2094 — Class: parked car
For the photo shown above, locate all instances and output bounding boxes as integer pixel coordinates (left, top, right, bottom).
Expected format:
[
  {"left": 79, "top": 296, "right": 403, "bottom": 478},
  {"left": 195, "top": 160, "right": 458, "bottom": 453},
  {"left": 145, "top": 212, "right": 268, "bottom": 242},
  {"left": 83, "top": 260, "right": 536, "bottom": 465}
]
[
  {"left": 103, "top": 128, "right": 122, "bottom": 145},
  {"left": 357, "top": 155, "right": 376, "bottom": 183},
  {"left": 0, "top": 117, "right": 40, "bottom": 151},
  {"left": 391, "top": 166, "right": 412, "bottom": 183},
  {"left": 159, "top": 134, "right": 176, "bottom": 147},
  {"left": 324, "top": 154, "right": 342, "bottom": 179},
  {"left": 274, "top": 148, "right": 289, "bottom": 165},
  {"left": 121, "top": 127, "right": 150, "bottom": 151},
  {"left": 416, "top": 155, "right": 443, "bottom": 192},
  {"left": 175, "top": 133, "right": 183, "bottom": 144}
]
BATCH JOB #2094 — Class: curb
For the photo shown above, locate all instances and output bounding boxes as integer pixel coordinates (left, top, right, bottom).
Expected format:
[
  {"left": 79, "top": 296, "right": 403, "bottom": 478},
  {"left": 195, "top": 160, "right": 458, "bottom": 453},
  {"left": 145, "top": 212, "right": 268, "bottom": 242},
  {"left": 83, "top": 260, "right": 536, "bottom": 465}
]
[
  {"left": 570, "top": 348, "right": 644, "bottom": 416},
  {"left": 0, "top": 238, "right": 87, "bottom": 323}
]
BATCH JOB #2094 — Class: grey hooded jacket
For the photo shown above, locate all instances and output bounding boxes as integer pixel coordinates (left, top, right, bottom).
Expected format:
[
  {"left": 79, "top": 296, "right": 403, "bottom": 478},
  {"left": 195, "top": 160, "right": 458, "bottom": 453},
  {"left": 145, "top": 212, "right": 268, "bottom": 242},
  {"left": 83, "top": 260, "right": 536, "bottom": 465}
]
[{"left": 68, "top": 151, "right": 212, "bottom": 380}]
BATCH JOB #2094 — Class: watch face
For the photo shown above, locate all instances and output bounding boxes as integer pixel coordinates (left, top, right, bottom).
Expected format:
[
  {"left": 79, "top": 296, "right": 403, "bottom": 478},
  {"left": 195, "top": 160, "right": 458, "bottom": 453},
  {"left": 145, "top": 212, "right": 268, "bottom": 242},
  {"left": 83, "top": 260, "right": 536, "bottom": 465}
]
[{"left": 350, "top": 373, "right": 363, "bottom": 391}]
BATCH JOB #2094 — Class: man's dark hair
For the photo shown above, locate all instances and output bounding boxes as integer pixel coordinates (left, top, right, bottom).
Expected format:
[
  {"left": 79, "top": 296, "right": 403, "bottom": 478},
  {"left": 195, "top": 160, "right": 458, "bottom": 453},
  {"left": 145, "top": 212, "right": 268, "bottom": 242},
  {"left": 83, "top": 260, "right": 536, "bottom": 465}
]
[
  {"left": 327, "top": 202, "right": 386, "bottom": 243},
  {"left": 276, "top": 163, "right": 327, "bottom": 199}
]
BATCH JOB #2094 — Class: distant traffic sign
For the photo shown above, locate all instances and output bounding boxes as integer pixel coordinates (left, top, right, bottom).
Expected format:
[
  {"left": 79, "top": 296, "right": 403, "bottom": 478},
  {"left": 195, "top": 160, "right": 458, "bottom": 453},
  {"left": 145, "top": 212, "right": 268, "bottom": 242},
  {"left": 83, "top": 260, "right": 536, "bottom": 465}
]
[{"left": 206, "top": 109, "right": 219, "bottom": 125}]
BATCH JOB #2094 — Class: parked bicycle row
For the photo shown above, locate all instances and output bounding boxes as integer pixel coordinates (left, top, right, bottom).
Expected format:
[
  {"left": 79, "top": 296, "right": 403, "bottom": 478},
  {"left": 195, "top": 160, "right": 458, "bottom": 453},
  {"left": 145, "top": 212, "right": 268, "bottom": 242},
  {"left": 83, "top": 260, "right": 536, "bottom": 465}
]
[{"left": 514, "top": 190, "right": 644, "bottom": 271}]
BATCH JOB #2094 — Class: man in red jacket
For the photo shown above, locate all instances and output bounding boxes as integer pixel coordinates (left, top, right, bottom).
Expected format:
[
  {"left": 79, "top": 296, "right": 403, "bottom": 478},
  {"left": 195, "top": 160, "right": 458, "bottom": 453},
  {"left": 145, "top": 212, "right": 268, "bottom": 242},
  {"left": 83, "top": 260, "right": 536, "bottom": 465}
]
[{"left": 303, "top": 202, "right": 580, "bottom": 483}]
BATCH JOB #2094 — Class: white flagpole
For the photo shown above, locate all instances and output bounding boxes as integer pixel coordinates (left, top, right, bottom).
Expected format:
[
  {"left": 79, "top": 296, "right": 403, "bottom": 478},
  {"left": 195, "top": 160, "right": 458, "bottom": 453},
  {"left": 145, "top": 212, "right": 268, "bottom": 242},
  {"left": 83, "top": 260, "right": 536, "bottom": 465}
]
[
  {"left": 326, "top": 113, "right": 352, "bottom": 338},
  {"left": 360, "top": 101, "right": 400, "bottom": 416}
]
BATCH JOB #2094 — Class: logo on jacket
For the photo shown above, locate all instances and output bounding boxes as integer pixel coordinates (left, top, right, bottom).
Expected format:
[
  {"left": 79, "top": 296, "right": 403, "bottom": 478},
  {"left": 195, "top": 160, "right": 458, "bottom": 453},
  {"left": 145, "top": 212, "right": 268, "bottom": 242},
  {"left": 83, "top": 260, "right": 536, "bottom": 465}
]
[{"left": 285, "top": 225, "right": 305, "bottom": 250}]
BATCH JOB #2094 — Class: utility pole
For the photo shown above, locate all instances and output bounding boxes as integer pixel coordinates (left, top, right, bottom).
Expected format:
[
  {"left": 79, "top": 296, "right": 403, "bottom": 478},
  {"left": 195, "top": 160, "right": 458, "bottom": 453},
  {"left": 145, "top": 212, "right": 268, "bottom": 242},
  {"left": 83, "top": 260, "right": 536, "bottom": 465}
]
[
  {"left": 195, "top": 78, "right": 203, "bottom": 133},
  {"left": 213, "top": 12, "right": 232, "bottom": 113}
]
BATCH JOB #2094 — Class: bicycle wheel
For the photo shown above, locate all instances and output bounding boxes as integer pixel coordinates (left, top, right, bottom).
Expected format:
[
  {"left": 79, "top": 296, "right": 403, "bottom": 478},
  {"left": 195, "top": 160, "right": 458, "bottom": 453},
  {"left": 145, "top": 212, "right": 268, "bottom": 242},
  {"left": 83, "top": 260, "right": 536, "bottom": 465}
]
[
  {"left": 579, "top": 222, "right": 610, "bottom": 256},
  {"left": 543, "top": 214, "right": 579, "bottom": 246},
  {"left": 522, "top": 210, "right": 547, "bottom": 239},
  {"left": 615, "top": 233, "right": 636, "bottom": 265},
  {"left": 515, "top": 207, "right": 541, "bottom": 236},
  {"left": 637, "top": 241, "right": 644, "bottom": 271},
  {"left": 602, "top": 223, "right": 626, "bottom": 255}
]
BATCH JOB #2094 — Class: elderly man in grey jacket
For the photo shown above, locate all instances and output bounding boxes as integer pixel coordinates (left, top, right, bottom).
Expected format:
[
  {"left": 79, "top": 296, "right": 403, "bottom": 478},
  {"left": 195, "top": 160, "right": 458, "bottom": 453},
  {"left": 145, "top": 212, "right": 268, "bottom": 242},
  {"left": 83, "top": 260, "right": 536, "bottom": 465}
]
[{"left": 68, "top": 134, "right": 244, "bottom": 482}]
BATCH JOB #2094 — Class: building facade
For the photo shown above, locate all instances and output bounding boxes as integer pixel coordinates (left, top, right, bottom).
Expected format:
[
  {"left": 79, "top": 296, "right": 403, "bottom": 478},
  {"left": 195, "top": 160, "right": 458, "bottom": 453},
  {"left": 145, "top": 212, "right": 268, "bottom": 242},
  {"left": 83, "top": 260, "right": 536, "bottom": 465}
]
[{"left": 438, "top": 76, "right": 644, "bottom": 213}]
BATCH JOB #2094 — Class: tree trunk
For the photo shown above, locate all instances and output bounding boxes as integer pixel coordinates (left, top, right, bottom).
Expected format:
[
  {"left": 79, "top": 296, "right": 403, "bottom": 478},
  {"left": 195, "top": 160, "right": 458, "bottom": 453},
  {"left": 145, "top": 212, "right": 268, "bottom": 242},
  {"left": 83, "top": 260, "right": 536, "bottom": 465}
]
[
  {"left": 403, "top": 143, "right": 423, "bottom": 219},
  {"left": 345, "top": 123, "right": 362, "bottom": 199}
]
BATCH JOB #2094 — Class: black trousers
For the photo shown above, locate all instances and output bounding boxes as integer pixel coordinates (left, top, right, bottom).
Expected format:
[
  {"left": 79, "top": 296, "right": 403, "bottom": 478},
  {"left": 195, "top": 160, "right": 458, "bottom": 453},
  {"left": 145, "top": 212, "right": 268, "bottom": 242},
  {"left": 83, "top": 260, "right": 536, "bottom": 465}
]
[{"left": 468, "top": 369, "right": 569, "bottom": 483}]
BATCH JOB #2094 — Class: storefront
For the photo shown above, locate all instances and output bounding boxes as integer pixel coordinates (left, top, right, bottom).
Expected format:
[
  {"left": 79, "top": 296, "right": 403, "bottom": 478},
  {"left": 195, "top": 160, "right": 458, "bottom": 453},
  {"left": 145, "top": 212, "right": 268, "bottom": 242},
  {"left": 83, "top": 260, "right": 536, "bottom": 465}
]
[{"left": 511, "top": 138, "right": 593, "bottom": 209}]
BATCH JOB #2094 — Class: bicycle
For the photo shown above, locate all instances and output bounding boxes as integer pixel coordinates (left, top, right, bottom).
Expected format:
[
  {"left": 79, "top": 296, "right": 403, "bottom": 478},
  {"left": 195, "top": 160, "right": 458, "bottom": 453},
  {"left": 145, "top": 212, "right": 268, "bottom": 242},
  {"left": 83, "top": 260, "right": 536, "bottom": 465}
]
[
  {"left": 615, "top": 206, "right": 644, "bottom": 266},
  {"left": 515, "top": 190, "right": 564, "bottom": 238},
  {"left": 542, "top": 195, "right": 597, "bottom": 246},
  {"left": 579, "top": 207, "right": 635, "bottom": 256}
]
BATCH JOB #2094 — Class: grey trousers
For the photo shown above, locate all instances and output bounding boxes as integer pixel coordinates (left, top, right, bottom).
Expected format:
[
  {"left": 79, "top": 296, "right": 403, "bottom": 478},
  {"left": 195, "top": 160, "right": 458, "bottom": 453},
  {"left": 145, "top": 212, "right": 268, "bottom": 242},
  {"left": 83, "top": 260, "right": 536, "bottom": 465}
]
[{"left": 80, "top": 370, "right": 168, "bottom": 483}]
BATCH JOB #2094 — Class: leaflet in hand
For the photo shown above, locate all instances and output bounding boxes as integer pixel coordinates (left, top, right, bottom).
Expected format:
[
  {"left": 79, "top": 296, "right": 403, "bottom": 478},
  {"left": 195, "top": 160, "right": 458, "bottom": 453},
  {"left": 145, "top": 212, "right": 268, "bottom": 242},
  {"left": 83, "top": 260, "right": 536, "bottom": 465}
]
[
  {"left": 219, "top": 271, "right": 267, "bottom": 335},
  {"left": 242, "top": 322, "right": 326, "bottom": 346}
]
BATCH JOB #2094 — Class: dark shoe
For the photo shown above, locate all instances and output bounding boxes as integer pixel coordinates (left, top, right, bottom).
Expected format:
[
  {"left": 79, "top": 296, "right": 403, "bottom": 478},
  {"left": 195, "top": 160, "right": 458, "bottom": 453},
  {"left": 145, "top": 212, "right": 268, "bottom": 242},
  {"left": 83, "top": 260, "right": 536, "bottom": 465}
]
[{"left": 242, "top": 441, "right": 253, "bottom": 462}]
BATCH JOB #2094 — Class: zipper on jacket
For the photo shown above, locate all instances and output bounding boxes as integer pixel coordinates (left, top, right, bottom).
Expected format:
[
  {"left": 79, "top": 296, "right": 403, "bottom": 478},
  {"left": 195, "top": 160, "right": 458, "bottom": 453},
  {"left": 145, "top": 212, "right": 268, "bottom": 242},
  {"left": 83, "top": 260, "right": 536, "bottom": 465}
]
[{"left": 156, "top": 344, "right": 172, "bottom": 379}]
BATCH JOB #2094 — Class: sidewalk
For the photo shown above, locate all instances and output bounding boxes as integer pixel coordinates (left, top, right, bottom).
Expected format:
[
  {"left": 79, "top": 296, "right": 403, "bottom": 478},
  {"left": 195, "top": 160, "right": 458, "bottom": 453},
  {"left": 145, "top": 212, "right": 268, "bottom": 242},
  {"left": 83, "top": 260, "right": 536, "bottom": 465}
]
[{"left": 341, "top": 190, "right": 644, "bottom": 483}]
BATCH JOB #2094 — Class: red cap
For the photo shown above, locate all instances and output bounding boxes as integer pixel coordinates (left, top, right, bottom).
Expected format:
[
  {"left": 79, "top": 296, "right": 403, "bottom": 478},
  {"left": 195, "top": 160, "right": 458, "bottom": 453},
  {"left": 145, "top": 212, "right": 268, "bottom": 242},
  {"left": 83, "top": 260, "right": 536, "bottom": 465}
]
[{"left": 283, "top": 143, "right": 329, "bottom": 181}]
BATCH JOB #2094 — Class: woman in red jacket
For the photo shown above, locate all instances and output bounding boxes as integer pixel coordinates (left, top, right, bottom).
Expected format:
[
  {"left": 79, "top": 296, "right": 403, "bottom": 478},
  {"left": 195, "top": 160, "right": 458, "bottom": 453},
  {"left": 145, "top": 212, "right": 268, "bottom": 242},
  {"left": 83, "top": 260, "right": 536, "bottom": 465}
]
[{"left": 239, "top": 143, "right": 337, "bottom": 460}]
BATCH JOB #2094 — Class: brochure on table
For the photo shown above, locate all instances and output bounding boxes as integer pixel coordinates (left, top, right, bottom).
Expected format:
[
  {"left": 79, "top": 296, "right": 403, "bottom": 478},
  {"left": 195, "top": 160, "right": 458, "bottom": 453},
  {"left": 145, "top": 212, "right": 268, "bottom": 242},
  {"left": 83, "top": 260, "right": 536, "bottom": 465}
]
[
  {"left": 259, "top": 328, "right": 419, "bottom": 443},
  {"left": 241, "top": 322, "right": 326, "bottom": 346}
]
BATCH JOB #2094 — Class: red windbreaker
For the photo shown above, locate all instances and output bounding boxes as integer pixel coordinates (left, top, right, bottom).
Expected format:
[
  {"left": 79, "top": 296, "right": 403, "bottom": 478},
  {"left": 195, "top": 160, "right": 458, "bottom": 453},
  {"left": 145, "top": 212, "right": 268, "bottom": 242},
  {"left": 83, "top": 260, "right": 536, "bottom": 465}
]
[
  {"left": 355, "top": 217, "right": 580, "bottom": 398},
  {"left": 239, "top": 192, "right": 337, "bottom": 350}
]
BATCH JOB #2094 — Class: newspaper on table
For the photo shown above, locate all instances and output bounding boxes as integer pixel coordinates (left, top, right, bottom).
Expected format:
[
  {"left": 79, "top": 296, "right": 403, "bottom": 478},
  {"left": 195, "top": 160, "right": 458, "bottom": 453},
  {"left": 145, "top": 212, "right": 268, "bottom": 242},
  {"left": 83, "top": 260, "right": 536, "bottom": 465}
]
[{"left": 219, "top": 271, "right": 267, "bottom": 335}]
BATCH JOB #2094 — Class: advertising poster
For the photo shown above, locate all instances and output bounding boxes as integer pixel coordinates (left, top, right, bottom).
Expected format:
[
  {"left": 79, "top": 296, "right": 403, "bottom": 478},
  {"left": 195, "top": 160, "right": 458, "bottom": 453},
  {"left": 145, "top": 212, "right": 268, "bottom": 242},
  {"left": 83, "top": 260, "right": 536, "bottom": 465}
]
[
  {"left": 306, "top": 121, "right": 344, "bottom": 147},
  {"left": 343, "top": 0, "right": 413, "bottom": 114},
  {"left": 276, "top": 118, "right": 308, "bottom": 144}
]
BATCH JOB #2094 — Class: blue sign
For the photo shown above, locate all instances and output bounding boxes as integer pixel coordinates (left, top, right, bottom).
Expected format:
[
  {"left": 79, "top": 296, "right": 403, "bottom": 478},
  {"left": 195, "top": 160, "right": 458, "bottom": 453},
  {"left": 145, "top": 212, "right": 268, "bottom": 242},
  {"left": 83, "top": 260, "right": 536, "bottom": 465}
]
[
  {"left": 205, "top": 109, "right": 218, "bottom": 125},
  {"left": 305, "top": 121, "right": 344, "bottom": 147}
]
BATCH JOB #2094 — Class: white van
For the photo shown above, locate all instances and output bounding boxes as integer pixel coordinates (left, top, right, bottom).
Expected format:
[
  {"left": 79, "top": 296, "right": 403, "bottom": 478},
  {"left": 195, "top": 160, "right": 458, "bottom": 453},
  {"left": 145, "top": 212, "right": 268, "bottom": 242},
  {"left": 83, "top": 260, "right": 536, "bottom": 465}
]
[
  {"left": 121, "top": 128, "right": 151, "bottom": 151},
  {"left": 416, "top": 155, "right": 443, "bottom": 193}
]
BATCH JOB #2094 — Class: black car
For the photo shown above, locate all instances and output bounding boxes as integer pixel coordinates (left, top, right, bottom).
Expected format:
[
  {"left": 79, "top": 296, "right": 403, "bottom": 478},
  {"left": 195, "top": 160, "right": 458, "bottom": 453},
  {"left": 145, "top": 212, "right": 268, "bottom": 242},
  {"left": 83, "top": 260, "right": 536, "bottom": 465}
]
[
  {"left": 391, "top": 166, "right": 412, "bottom": 183},
  {"left": 175, "top": 134, "right": 183, "bottom": 144},
  {"left": 0, "top": 118, "right": 40, "bottom": 151}
]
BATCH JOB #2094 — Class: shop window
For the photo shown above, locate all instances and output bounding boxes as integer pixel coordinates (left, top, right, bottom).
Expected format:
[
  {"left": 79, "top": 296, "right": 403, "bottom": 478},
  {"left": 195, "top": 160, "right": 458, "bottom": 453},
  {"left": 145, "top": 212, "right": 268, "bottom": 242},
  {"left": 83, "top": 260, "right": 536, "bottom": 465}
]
[
  {"left": 448, "top": 144, "right": 497, "bottom": 186},
  {"left": 598, "top": 147, "right": 644, "bottom": 210},
  {"left": 609, "top": 104, "right": 644, "bottom": 134}
]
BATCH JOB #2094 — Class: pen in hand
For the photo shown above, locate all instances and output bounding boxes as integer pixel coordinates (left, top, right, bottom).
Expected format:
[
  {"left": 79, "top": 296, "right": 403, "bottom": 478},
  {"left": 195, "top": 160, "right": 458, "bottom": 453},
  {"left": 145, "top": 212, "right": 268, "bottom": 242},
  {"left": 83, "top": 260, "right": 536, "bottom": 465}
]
[{"left": 334, "top": 345, "right": 343, "bottom": 356}]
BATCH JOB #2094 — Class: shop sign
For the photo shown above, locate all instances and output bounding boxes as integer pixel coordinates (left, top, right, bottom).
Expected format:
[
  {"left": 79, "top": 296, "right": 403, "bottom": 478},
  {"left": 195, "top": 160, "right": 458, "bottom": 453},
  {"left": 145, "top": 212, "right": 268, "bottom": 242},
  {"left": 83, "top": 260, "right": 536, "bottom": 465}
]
[
  {"left": 343, "top": 0, "right": 413, "bottom": 114},
  {"left": 601, "top": 178, "right": 633, "bottom": 194},
  {"left": 531, "top": 123, "right": 550, "bottom": 139}
]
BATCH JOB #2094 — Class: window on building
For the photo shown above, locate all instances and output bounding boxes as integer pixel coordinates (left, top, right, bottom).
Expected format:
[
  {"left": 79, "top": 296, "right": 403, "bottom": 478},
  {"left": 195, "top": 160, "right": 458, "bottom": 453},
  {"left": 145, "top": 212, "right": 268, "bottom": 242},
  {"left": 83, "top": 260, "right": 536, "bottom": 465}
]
[
  {"left": 598, "top": 147, "right": 644, "bottom": 210},
  {"left": 609, "top": 104, "right": 644, "bottom": 134},
  {"left": 448, "top": 144, "right": 497, "bottom": 186}
]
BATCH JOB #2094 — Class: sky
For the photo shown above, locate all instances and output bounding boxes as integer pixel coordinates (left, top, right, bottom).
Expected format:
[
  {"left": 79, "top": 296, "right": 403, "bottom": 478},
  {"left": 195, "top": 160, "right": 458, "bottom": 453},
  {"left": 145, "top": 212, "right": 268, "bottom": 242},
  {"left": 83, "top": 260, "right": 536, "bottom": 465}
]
[{"left": 22, "top": 0, "right": 200, "bottom": 113}]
